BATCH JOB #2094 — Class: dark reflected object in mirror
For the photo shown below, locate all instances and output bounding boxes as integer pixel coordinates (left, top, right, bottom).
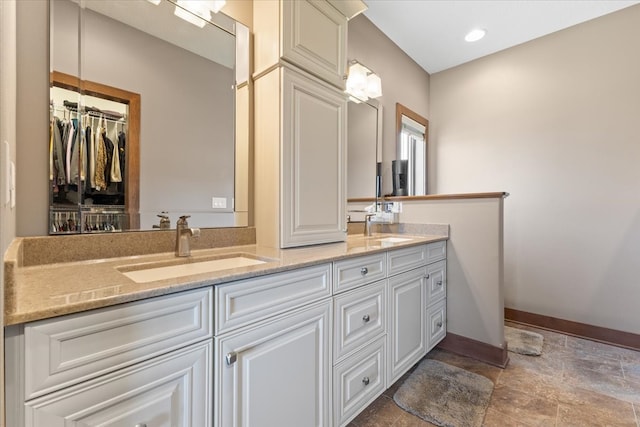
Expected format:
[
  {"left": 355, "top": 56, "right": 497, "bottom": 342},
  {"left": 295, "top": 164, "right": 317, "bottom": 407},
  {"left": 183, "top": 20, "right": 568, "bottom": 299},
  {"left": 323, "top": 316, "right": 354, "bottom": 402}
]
[
  {"left": 376, "top": 162, "right": 382, "bottom": 198},
  {"left": 396, "top": 103, "right": 429, "bottom": 196},
  {"left": 391, "top": 160, "right": 408, "bottom": 196}
]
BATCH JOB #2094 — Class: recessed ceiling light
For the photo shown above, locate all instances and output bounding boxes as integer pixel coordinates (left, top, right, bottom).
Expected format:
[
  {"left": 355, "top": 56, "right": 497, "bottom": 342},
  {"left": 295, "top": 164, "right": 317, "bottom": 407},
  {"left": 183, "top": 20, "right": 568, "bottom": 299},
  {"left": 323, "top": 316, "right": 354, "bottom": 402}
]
[{"left": 465, "top": 29, "right": 486, "bottom": 42}]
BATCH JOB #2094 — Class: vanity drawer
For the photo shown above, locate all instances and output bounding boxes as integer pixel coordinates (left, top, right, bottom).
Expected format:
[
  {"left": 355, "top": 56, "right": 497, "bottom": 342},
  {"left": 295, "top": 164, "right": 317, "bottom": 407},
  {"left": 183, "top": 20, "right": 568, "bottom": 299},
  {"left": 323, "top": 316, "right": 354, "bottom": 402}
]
[
  {"left": 426, "top": 298, "right": 447, "bottom": 352},
  {"left": 426, "top": 260, "right": 446, "bottom": 304},
  {"left": 334, "top": 253, "right": 386, "bottom": 293},
  {"left": 387, "top": 245, "right": 427, "bottom": 276},
  {"left": 215, "top": 263, "right": 331, "bottom": 335},
  {"left": 333, "top": 336, "right": 386, "bottom": 427},
  {"left": 334, "top": 281, "right": 386, "bottom": 361},
  {"left": 426, "top": 240, "right": 447, "bottom": 264},
  {"left": 23, "top": 287, "right": 212, "bottom": 399}
]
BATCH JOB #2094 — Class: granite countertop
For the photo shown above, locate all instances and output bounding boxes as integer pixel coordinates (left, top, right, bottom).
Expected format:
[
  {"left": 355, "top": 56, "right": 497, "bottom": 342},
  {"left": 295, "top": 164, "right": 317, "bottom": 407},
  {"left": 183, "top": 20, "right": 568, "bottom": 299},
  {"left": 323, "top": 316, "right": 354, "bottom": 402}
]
[{"left": 4, "top": 233, "right": 447, "bottom": 326}]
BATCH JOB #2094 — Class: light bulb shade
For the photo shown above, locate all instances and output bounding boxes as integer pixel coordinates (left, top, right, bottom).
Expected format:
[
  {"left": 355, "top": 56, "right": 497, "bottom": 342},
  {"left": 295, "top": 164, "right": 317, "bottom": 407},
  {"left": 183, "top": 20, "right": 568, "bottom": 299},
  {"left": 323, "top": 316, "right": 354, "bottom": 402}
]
[
  {"left": 209, "top": 0, "right": 226, "bottom": 13},
  {"left": 175, "top": 0, "right": 213, "bottom": 27},
  {"left": 366, "top": 73, "right": 382, "bottom": 98},
  {"left": 346, "top": 63, "right": 368, "bottom": 92},
  {"left": 345, "top": 61, "right": 382, "bottom": 102}
]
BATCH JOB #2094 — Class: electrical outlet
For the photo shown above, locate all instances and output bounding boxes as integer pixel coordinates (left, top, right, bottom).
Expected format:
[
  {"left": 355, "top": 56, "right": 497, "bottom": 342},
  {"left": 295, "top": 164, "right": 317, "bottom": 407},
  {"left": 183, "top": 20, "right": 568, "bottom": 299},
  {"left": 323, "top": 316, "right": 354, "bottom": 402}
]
[{"left": 212, "top": 197, "right": 227, "bottom": 209}]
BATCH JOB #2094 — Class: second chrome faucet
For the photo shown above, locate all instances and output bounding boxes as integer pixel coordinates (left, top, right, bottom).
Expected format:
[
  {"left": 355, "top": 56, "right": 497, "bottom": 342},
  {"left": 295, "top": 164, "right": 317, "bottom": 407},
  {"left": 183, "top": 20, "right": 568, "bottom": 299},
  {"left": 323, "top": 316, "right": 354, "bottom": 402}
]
[{"left": 175, "top": 215, "right": 200, "bottom": 257}]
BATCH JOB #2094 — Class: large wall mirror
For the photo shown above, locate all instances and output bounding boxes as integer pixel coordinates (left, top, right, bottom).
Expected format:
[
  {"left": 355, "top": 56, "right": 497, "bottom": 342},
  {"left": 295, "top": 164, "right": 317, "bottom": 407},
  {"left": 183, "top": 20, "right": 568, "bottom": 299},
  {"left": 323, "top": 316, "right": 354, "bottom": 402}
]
[
  {"left": 49, "top": 0, "right": 249, "bottom": 233},
  {"left": 395, "top": 103, "right": 428, "bottom": 196},
  {"left": 347, "top": 100, "right": 382, "bottom": 201}
]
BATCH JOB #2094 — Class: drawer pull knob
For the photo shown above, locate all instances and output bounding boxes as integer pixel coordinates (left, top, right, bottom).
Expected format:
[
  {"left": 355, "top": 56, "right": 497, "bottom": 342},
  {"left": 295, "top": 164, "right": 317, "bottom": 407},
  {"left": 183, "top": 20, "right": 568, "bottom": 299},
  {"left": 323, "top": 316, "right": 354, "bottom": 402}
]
[
  {"left": 360, "top": 267, "right": 368, "bottom": 275},
  {"left": 362, "top": 377, "right": 370, "bottom": 386},
  {"left": 226, "top": 352, "right": 237, "bottom": 366},
  {"left": 436, "top": 321, "right": 443, "bottom": 328},
  {"left": 134, "top": 424, "right": 147, "bottom": 427},
  {"left": 362, "top": 314, "right": 370, "bottom": 322},
  {"left": 437, "top": 280, "right": 443, "bottom": 287}
]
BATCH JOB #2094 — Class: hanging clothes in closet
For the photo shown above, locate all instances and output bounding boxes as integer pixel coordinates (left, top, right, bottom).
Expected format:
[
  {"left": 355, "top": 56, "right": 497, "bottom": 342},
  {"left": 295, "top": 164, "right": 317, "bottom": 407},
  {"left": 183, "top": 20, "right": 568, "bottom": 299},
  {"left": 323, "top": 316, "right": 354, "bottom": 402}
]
[{"left": 49, "top": 101, "right": 127, "bottom": 206}]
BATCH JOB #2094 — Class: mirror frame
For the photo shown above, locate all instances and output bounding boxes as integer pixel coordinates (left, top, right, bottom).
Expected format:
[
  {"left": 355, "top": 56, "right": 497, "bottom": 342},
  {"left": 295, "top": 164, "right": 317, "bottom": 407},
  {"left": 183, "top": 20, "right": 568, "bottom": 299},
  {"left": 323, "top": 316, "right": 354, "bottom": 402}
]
[{"left": 395, "top": 102, "right": 429, "bottom": 195}]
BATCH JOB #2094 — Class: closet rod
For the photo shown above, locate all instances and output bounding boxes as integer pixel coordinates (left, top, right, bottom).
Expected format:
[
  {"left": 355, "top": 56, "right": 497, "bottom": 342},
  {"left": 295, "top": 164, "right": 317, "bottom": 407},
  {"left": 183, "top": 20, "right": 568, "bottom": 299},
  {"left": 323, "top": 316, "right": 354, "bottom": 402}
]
[{"left": 50, "top": 106, "right": 127, "bottom": 123}]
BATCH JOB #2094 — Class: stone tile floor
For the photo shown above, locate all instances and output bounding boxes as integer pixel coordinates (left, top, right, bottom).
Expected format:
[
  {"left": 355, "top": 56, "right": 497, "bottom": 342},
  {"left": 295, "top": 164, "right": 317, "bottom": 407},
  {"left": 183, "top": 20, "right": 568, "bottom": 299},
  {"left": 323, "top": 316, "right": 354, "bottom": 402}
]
[{"left": 349, "top": 322, "right": 640, "bottom": 426}]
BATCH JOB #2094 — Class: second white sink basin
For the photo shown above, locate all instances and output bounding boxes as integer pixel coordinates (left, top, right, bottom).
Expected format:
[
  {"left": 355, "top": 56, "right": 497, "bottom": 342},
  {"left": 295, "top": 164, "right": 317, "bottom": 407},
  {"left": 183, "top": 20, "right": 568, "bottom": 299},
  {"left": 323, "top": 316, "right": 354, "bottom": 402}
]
[{"left": 119, "top": 254, "right": 269, "bottom": 284}]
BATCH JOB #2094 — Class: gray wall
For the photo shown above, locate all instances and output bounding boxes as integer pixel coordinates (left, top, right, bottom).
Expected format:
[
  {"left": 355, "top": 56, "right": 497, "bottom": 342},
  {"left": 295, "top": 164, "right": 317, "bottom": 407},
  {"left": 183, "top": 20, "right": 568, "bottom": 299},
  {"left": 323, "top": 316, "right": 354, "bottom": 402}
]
[
  {"left": 348, "top": 15, "right": 430, "bottom": 196},
  {"left": 430, "top": 5, "right": 640, "bottom": 334}
]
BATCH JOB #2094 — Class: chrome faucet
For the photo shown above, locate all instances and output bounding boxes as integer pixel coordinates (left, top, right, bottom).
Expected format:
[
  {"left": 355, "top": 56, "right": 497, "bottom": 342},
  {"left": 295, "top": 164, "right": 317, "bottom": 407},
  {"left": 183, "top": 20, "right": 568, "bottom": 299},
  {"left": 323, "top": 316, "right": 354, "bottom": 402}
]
[
  {"left": 175, "top": 215, "right": 200, "bottom": 257},
  {"left": 152, "top": 212, "right": 170, "bottom": 229},
  {"left": 364, "top": 213, "right": 375, "bottom": 237}
]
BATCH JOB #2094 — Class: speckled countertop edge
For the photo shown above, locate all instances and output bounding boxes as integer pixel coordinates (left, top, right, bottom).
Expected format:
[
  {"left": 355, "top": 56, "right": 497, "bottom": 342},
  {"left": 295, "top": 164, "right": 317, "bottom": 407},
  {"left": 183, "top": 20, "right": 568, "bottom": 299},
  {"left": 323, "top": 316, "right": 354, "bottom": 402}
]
[{"left": 4, "top": 232, "right": 447, "bottom": 326}]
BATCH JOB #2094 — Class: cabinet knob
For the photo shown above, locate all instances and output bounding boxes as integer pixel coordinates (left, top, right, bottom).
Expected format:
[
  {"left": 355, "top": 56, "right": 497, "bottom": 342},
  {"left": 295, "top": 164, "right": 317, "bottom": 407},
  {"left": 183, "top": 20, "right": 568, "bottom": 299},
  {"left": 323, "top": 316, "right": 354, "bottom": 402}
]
[
  {"left": 226, "top": 352, "right": 237, "bottom": 366},
  {"left": 134, "top": 424, "right": 147, "bottom": 427},
  {"left": 436, "top": 321, "right": 443, "bottom": 328},
  {"left": 362, "top": 377, "right": 370, "bottom": 386},
  {"left": 437, "top": 280, "right": 443, "bottom": 287},
  {"left": 362, "top": 314, "right": 370, "bottom": 323},
  {"left": 360, "top": 267, "right": 368, "bottom": 275}
]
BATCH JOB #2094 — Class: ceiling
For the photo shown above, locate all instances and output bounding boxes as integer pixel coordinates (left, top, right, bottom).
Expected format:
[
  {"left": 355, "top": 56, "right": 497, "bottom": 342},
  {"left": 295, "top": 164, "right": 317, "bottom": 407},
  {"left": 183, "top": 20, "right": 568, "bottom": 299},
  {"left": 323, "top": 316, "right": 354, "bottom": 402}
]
[{"left": 363, "top": 0, "right": 640, "bottom": 74}]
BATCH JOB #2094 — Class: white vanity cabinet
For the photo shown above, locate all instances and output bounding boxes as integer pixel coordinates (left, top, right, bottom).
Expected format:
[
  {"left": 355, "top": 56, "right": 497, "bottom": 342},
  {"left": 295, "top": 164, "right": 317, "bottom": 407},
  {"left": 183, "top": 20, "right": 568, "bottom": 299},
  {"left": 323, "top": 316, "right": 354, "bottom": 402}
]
[
  {"left": 5, "top": 288, "right": 213, "bottom": 427},
  {"left": 388, "top": 266, "right": 428, "bottom": 385},
  {"left": 214, "top": 301, "right": 332, "bottom": 427},
  {"left": 331, "top": 242, "right": 447, "bottom": 426},
  {"left": 213, "top": 264, "right": 333, "bottom": 427},
  {"left": 254, "top": 0, "right": 364, "bottom": 249},
  {"left": 281, "top": 67, "right": 347, "bottom": 248},
  {"left": 254, "top": 0, "right": 363, "bottom": 88},
  {"left": 23, "top": 341, "right": 212, "bottom": 427},
  {"left": 332, "top": 259, "right": 387, "bottom": 427}
]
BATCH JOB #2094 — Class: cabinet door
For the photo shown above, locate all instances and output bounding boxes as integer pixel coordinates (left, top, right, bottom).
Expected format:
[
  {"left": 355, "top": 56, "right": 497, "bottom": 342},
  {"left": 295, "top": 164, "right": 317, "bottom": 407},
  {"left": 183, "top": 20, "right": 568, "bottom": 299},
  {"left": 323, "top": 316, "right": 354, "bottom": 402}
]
[
  {"left": 387, "top": 267, "right": 427, "bottom": 385},
  {"left": 281, "top": 67, "right": 347, "bottom": 247},
  {"left": 282, "top": 0, "right": 347, "bottom": 88},
  {"left": 215, "top": 301, "right": 331, "bottom": 427},
  {"left": 24, "top": 341, "right": 211, "bottom": 427}
]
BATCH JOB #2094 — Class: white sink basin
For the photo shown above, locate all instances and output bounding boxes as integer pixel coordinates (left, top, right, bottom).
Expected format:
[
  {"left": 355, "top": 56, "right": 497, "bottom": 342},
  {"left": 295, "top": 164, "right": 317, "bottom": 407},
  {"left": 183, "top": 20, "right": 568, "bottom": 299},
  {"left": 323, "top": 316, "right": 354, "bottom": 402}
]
[
  {"left": 119, "top": 254, "right": 270, "bottom": 284},
  {"left": 376, "top": 237, "right": 412, "bottom": 244}
]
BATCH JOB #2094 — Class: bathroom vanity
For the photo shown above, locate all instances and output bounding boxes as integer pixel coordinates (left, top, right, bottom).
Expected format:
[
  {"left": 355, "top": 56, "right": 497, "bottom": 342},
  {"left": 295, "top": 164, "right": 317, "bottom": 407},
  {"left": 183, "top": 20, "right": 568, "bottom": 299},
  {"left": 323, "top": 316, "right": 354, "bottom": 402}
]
[{"left": 4, "top": 233, "right": 447, "bottom": 426}]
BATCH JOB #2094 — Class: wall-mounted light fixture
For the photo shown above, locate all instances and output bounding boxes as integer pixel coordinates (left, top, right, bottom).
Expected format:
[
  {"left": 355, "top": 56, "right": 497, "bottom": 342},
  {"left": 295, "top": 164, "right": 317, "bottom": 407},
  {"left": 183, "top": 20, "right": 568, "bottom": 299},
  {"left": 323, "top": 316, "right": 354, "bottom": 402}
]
[
  {"left": 345, "top": 60, "right": 382, "bottom": 103},
  {"left": 174, "top": 0, "right": 226, "bottom": 28}
]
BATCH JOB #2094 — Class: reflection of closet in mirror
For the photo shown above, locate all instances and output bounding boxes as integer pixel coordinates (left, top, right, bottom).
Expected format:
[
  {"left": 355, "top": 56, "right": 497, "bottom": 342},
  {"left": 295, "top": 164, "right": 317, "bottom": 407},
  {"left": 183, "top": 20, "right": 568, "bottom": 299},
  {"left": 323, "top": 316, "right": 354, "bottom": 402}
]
[
  {"left": 49, "top": 71, "right": 140, "bottom": 234},
  {"left": 347, "top": 100, "right": 382, "bottom": 201},
  {"left": 396, "top": 103, "right": 429, "bottom": 196},
  {"left": 50, "top": 0, "right": 243, "bottom": 232}
]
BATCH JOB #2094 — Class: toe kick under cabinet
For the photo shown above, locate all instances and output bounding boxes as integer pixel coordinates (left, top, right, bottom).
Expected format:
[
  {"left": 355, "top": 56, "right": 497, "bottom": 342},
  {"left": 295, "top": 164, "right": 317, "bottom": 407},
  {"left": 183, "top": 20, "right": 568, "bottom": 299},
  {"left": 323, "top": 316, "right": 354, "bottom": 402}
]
[{"left": 5, "top": 241, "right": 446, "bottom": 427}]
